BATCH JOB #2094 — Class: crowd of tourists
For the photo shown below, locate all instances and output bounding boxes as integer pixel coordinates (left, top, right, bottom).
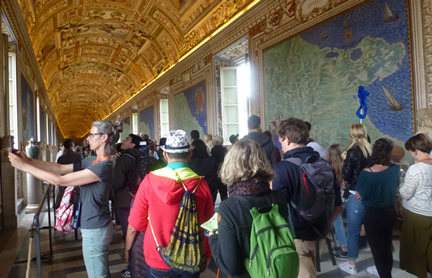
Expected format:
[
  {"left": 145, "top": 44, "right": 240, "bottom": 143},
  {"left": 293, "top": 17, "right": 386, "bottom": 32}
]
[{"left": 7, "top": 115, "right": 432, "bottom": 278}]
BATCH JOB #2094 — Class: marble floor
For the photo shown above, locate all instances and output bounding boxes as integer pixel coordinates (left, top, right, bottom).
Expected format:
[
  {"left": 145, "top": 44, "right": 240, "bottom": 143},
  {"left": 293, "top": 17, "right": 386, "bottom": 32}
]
[{"left": 0, "top": 207, "right": 418, "bottom": 278}]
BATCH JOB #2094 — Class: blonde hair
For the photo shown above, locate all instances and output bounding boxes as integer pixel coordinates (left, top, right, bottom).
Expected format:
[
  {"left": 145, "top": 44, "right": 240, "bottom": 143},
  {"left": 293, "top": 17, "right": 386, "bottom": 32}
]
[
  {"left": 204, "top": 134, "right": 212, "bottom": 144},
  {"left": 325, "top": 144, "right": 344, "bottom": 184},
  {"left": 219, "top": 140, "right": 274, "bottom": 186},
  {"left": 348, "top": 124, "right": 372, "bottom": 158}
]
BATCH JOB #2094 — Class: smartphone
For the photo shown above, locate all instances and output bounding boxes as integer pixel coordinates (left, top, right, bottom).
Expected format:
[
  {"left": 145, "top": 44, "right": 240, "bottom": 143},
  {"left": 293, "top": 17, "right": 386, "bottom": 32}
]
[{"left": 9, "top": 136, "right": 14, "bottom": 152}]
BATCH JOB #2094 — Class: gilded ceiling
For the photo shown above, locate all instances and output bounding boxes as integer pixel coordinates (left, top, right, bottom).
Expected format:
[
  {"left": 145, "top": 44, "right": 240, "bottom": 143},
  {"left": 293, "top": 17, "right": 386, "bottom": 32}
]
[{"left": 17, "top": 0, "right": 256, "bottom": 138}]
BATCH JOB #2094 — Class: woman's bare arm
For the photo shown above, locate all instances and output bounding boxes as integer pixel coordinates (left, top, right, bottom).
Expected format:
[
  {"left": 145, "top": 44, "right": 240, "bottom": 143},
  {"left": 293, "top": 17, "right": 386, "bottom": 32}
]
[
  {"left": 9, "top": 152, "right": 97, "bottom": 186},
  {"left": 12, "top": 151, "right": 73, "bottom": 175}
]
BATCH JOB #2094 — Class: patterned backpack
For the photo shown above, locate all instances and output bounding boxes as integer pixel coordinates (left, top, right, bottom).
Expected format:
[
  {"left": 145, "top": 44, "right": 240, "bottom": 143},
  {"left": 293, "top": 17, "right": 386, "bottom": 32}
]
[
  {"left": 149, "top": 177, "right": 205, "bottom": 274},
  {"left": 123, "top": 153, "right": 155, "bottom": 195},
  {"left": 55, "top": 186, "right": 75, "bottom": 233}
]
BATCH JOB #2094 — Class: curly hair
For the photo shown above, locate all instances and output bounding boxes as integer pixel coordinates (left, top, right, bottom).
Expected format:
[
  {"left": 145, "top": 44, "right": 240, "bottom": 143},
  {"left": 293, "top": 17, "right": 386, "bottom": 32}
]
[
  {"left": 370, "top": 138, "right": 394, "bottom": 166},
  {"left": 219, "top": 140, "right": 274, "bottom": 186},
  {"left": 276, "top": 118, "right": 309, "bottom": 145}
]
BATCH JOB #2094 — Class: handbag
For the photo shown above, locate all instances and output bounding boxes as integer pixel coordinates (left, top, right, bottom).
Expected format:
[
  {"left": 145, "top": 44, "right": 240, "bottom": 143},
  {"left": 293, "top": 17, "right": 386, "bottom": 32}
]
[{"left": 55, "top": 186, "right": 75, "bottom": 233}]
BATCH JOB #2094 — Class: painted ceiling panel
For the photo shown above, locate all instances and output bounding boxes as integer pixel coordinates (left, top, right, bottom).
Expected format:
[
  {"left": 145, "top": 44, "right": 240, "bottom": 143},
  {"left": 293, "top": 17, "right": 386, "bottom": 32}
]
[{"left": 17, "top": 0, "right": 257, "bottom": 138}]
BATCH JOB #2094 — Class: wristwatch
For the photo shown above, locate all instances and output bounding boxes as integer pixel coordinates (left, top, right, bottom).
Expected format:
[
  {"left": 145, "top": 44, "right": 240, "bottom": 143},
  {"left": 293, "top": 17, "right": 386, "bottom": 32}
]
[{"left": 125, "top": 248, "right": 130, "bottom": 253}]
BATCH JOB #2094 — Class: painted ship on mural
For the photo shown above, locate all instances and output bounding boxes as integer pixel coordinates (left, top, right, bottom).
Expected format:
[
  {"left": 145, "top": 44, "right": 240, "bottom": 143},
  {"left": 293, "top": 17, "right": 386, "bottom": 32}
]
[
  {"left": 381, "top": 86, "right": 403, "bottom": 111},
  {"left": 384, "top": 2, "right": 398, "bottom": 23}
]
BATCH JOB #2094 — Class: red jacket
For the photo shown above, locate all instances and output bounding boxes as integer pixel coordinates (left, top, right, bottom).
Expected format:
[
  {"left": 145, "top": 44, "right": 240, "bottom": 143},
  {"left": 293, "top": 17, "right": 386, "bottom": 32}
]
[{"left": 128, "top": 163, "right": 214, "bottom": 270}]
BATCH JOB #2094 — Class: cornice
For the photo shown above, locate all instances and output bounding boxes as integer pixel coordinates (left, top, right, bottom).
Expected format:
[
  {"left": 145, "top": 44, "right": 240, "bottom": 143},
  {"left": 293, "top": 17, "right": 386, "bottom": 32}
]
[{"left": 3, "top": 0, "right": 59, "bottom": 131}]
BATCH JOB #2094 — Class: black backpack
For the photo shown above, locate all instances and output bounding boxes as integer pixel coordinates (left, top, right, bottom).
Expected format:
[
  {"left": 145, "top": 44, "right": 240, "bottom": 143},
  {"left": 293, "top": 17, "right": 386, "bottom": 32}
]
[
  {"left": 286, "top": 157, "right": 335, "bottom": 238},
  {"left": 124, "top": 153, "right": 155, "bottom": 195}
]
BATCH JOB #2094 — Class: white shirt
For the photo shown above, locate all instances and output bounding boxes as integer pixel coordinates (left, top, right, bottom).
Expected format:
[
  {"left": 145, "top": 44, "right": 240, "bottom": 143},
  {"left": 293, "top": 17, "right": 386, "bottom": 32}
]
[
  {"left": 399, "top": 162, "right": 432, "bottom": 216},
  {"left": 307, "top": 141, "right": 326, "bottom": 158}
]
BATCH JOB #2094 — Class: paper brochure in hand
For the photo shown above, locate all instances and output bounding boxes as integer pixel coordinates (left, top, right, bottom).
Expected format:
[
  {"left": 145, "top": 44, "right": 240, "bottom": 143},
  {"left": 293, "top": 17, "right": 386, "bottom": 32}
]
[{"left": 200, "top": 212, "right": 218, "bottom": 233}]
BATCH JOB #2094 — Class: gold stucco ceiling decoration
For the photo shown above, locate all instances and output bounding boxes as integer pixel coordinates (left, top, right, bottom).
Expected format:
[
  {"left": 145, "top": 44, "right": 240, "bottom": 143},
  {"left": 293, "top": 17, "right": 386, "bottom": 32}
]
[{"left": 18, "top": 0, "right": 258, "bottom": 138}]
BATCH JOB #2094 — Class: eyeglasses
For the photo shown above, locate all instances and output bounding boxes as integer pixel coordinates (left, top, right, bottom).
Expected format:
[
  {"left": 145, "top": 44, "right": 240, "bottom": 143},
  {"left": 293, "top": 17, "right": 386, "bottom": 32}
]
[{"left": 88, "top": 133, "right": 103, "bottom": 139}]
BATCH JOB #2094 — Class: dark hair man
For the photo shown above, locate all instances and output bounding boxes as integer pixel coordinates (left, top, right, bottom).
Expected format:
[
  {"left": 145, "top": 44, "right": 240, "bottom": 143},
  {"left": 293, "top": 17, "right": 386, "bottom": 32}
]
[
  {"left": 242, "top": 115, "right": 277, "bottom": 166},
  {"left": 189, "top": 130, "right": 222, "bottom": 204},
  {"left": 113, "top": 133, "right": 144, "bottom": 277},
  {"left": 272, "top": 118, "right": 343, "bottom": 278}
]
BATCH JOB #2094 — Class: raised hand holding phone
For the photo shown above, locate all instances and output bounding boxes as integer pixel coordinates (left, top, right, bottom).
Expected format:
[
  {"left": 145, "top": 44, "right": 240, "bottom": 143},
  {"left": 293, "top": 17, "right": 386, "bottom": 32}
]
[{"left": 9, "top": 136, "right": 14, "bottom": 152}]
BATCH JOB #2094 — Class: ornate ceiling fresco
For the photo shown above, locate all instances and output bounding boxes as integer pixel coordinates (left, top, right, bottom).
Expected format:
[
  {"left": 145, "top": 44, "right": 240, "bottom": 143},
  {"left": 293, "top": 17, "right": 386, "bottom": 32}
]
[{"left": 17, "top": 0, "right": 257, "bottom": 138}]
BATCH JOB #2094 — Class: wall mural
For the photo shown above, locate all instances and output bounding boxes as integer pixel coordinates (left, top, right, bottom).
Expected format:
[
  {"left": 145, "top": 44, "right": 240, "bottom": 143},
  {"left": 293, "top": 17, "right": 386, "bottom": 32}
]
[
  {"left": 122, "top": 117, "right": 131, "bottom": 140},
  {"left": 40, "top": 107, "right": 47, "bottom": 143},
  {"left": 264, "top": 0, "right": 413, "bottom": 151},
  {"left": 174, "top": 80, "right": 207, "bottom": 136},
  {"left": 139, "top": 106, "right": 155, "bottom": 139},
  {"left": 21, "top": 75, "right": 35, "bottom": 142}
]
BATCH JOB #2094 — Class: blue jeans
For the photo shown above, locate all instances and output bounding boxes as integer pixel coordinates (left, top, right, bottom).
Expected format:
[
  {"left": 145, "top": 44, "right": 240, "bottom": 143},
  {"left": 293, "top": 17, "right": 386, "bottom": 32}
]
[
  {"left": 81, "top": 222, "right": 113, "bottom": 278},
  {"left": 346, "top": 194, "right": 365, "bottom": 260},
  {"left": 334, "top": 213, "right": 347, "bottom": 248},
  {"left": 146, "top": 265, "right": 200, "bottom": 278},
  {"left": 117, "top": 207, "right": 130, "bottom": 238}
]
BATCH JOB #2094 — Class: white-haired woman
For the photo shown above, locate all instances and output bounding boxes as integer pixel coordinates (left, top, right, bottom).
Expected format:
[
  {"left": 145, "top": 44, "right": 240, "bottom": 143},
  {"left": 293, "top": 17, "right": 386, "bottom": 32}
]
[
  {"left": 9, "top": 120, "right": 122, "bottom": 278},
  {"left": 209, "top": 140, "right": 290, "bottom": 278},
  {"left": 339, "top": 124, "right": 372, "bottom": 275}
]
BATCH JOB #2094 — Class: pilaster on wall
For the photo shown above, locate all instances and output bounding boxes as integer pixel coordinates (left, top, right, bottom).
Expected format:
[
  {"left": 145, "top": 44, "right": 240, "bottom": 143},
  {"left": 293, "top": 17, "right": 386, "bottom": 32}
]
[
  {"left": 421, "top": 0, "right": 432, "bottom": 108},
  {"left": 1, "top": 135, "right": 18, "bottom": 229},
  {"left": 0, "top": 33, "right": 9, "bottom": 137},
  {"left": 410, "top": 0, "right": 432, "bottom": 136}
]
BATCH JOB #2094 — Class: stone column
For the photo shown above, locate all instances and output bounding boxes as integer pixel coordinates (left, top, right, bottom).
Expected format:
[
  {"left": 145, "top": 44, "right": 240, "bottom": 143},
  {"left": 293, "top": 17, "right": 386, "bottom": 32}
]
[
  {"left": 25, "top": 139, "right": 42, "bottom": 209},
  {"left": 1, "top": 135, "right": 18, "bottom": 229},
  {"left": 40, "top": 142, "right": 47, "bottom": 161}
]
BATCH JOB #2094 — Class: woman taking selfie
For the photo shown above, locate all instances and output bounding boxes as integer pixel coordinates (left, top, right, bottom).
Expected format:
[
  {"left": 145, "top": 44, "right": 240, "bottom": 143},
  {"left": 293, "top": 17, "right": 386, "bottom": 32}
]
[{"left": 9, "top": 120, "right": 122, "bottom": 278}]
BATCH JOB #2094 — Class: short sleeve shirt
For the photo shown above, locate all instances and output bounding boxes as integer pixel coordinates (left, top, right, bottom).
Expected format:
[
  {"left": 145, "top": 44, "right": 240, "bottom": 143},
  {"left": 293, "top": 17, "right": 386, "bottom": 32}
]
[{"left": 77, "top": 157, "right": 113, "bottom": 229}]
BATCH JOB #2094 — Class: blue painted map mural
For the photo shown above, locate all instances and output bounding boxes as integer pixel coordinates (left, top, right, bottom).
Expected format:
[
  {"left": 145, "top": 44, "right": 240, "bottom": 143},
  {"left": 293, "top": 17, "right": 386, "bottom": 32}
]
[
  {"left": 139, "top": 106, "right": 155, "bottom": 139},
  {"left": 174, "top": 81, "right": 207, "bottom": 135},
  {"left": 264, "top": 0, "right": 412, "bottom": 150},
  {"left": 21, "top": 75, "right": 35, "bottom": 142}
]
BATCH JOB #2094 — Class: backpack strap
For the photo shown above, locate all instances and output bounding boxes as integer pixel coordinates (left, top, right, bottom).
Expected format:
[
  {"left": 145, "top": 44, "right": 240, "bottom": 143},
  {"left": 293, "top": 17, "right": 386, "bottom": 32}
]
[
  {"left": 123, "top": 152, "right": 137, "bottom": 161},
  {"left": 148, "top": 216, "right": 160, "bottom": 248},
  {"left": 287, "top": 204, "right": 296, "bottom": 238},
  {"left": 285, "top": 157, "right": 302, "bottom": 166}
]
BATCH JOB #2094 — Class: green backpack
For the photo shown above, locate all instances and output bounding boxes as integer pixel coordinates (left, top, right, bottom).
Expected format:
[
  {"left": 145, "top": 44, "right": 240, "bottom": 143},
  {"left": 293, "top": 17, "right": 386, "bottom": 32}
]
[{"left": 233, "top": 196, "right": 299, "bottom": 278}]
